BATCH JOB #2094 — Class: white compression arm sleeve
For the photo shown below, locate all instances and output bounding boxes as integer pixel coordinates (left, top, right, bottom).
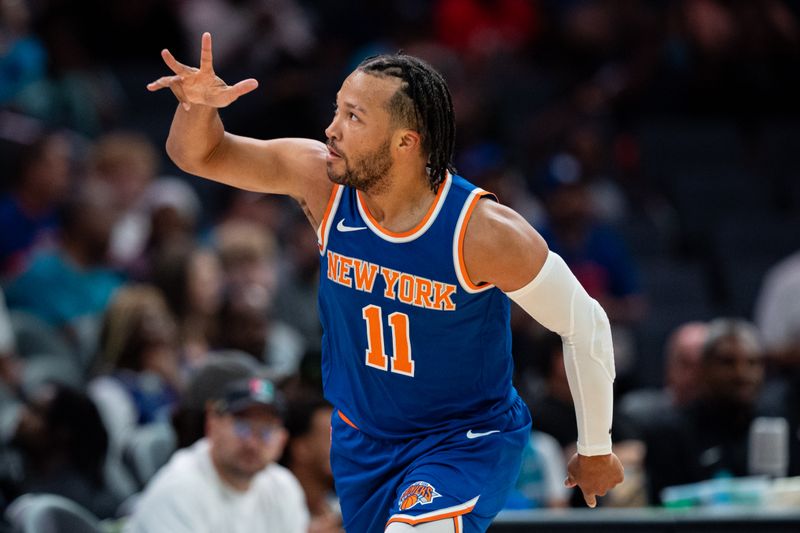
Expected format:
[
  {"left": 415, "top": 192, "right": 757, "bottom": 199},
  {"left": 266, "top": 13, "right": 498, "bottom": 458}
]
[{"left": 505, "top": 251, "right": 615, "bottom": 456}]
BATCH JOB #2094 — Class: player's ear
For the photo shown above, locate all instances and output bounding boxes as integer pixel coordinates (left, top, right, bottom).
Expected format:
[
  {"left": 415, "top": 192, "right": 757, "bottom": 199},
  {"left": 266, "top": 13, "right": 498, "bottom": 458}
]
[{"left": 396, "top": 129, "right": 422, "bottom": 151}]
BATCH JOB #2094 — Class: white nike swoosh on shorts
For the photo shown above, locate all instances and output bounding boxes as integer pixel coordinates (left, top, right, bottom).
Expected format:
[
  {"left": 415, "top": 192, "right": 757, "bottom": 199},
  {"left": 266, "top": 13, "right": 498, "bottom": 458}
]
[
  {"left": 337, "top": 219, "right": 367, "bottom": 232},
  {"left": 466, "top": 429, "right": 500, "bottom": 439}
]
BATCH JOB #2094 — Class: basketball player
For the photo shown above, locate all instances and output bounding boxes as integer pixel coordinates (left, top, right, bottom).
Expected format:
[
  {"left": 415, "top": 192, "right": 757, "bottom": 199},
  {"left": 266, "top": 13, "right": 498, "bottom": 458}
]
[{"left": 148, "top": 33, "right": 624, "bottom": 532}]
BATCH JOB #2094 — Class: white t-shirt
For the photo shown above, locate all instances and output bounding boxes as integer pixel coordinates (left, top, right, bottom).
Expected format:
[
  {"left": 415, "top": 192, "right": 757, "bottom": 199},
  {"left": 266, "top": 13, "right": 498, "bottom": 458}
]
[
  {"left": 125, "top": 439, "right": 309, "bottom": 533},
  {"left": 755, "top": 251, "right": 800, "bottom": 350}
]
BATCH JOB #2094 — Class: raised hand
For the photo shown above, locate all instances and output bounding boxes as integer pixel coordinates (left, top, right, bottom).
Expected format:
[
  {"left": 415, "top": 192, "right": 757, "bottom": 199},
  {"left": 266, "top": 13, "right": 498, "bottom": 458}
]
[{"left": 147, "top": 32, "right": 258, "bottom": 110}]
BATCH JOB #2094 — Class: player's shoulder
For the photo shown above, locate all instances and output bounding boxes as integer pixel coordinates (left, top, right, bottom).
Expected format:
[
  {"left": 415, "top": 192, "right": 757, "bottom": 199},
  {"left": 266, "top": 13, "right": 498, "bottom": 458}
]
[
  {"left": 462, "top": 199, "right": 549, "bottom": 291},
  {"left": 467, "top": 199, "right": 538, "bottom": 250}
]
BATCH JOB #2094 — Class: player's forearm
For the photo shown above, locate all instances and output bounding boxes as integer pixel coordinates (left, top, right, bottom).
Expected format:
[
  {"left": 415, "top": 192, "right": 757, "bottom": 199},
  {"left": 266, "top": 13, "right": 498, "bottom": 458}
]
[
  {"left": 165, "top": 104, "right": 225, "bottom": 176},
  {"left": 506, "top": 251, "right": 615, "bottom": 455}
]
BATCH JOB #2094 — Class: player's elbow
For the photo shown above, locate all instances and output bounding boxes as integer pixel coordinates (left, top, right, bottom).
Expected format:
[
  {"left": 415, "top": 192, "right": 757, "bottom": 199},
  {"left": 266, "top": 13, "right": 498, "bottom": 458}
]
[
  {"left": 165, "top": 136, "right": 197, "bottom": 174},
  {"left": 165, "top": 135, "right": 188, "bottom": 170},
  {"left": 591, "top": 298, "right": 612, "bottom": 336}
]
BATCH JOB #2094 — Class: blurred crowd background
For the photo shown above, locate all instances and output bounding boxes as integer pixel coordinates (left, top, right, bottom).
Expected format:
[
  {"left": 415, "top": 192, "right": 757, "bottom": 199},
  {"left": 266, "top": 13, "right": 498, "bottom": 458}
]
[{"left": 1, "top": 0, "right": 800, "bottom": 530}]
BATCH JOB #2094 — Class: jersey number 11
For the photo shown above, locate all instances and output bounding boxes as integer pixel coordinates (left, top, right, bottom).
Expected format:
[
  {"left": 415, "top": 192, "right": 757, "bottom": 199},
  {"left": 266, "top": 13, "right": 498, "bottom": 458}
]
[{"left": 362, "top": 305, "right": 415, "bottom": 377}]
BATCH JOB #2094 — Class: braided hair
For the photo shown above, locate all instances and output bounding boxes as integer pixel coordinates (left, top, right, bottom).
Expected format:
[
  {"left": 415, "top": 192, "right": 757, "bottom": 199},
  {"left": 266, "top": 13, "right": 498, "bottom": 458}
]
[{"left": 357, "top": 53, "right": 457, "bottom": 192}]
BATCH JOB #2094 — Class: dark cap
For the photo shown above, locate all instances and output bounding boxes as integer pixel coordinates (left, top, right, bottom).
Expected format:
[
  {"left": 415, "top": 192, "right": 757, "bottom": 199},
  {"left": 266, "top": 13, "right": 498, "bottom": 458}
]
[
  {"left": 184, "top": 350, "right": 267, "bottom": 410},
  {"left": 214, "top": 377, "right": 284, "bottom": 418}
]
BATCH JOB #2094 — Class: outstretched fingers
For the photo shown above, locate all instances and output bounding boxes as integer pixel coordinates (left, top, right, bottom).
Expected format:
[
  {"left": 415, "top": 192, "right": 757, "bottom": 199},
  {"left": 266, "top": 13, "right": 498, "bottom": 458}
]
[
  {"left": 229, "top": 78, "right": 259, "bottom": 97},
  {"left": 211, "top": 78, "right": 259, "bottom": 107},
  {"left": 147, "top": 75, "right": 182, "bottom": 92},
  {"left": 161, "top": 48, "right": 193, "bottom": 75},
  {"left": 199, "top": 32, "right": 214, "bottom": 73}
]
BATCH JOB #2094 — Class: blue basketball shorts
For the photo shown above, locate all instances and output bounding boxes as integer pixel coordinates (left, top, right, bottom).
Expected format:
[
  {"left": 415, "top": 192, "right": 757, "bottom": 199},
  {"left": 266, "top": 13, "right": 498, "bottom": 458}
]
[{"left": 330, "top": 397, "right": 532, "bottom": 532}]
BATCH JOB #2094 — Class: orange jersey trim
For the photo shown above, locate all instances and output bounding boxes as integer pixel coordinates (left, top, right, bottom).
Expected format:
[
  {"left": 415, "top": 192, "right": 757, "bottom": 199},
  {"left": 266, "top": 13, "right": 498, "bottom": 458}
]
[
  {"left": 337, "top": 410, "right": 359, "bottom": 430},
  {"left": 317, "top": 184, "right": 342, "bottom": 253},
  {"left": 356, "top": 174, "right": 448, "bottom": 239},
  {"left": 385, "top": 500, "right": 476, "bottom": 528},
  {"left": 457, "top": 191, "right": 494, "bottom": 291}
]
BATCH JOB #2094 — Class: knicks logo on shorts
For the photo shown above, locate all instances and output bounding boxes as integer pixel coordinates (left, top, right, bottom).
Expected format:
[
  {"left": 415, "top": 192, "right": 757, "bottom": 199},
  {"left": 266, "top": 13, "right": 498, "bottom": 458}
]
[{"left": 399, "top": 481, "right": 442, "bottom": 510}]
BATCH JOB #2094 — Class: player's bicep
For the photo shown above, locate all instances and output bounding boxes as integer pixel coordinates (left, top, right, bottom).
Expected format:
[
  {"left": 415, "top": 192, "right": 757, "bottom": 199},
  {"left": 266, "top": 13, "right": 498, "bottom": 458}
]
[
  {"left": 203, "top": 135, "right": 333, "bottom": 219},
  {"left": 462, "top": 200, "right": 549, "bottom": 292}
]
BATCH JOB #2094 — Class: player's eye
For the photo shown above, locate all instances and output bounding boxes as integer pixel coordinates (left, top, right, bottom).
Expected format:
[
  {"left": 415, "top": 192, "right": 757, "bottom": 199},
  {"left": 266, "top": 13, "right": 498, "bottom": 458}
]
[{"left": 349, "top": 112, "right": 359, "bottom": 122}]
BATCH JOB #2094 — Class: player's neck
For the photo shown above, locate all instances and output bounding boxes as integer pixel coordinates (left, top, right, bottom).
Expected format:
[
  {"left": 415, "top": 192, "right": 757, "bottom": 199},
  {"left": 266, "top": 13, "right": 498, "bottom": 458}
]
[{"left": 358, "top": 168, "right": 437, "bottom": 234}]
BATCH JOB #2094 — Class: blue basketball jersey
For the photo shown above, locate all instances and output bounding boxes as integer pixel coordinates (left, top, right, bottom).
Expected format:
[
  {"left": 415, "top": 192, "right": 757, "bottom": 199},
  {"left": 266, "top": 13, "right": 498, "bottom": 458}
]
[{"left": 317, "top": 173, "right": 519, "bottom": 440}]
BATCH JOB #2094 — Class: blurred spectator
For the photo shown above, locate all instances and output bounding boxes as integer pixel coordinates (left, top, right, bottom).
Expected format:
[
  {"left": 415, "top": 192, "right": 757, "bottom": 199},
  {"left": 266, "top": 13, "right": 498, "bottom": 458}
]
[
  {"left": 218, "top": 190, "right": 295, "bottom": 239},
  {"left": 127, "top": 177, "right": 203, "bottom": 280},
  {"left": 457, "top": 143, "right": 546, "bottom": 227},
  {"left": 213, "top": 219, "right": 304, "bottom": 378},
  {"left": 0, "top": 0, "right": 47, "bottom": 105},
  {"left": 171, "top": 350, "right": 267, "bottom": 450},
  {"left": 434, "top": 0, "right": 539, "bottom": 58},
  {"left": 273, "top": 214, "right": 322, "bottom": 351},
  {"left": 214, "top": 219, "right": 279, "bottom": 293},
  {"left": 525, "top": 331, "right": 640, "bottom": 462},
  {"left": 217, "top": 282, "right": 305, "bottom": 382},
  {"left": 0, "top": 131, "right": 71, "bottom": 278},
  {"left": 9, "top": 383, "right": 121, "bottom": 518},
  {"left": 88, "top": 131, "right": 160, "bottom": 269},
  {"left": 0, "top": 288, "right": 23, "bottom": 440},
  {"left": 754, "top": 249, "right": 800, "bottom": 477},
  {"left": 281, "top": 393, "right": 342, "bottom": 532},
  {"left": 651, "top": 0, "right": 800, "bottom": 115},
  {"left": 89, "top": 285, "right": 181, "bottom": 451},
  {"left": 755, "top": 249, "right": 800, "bottom": 369},
  {"left": 526, "top": 332, "right": 579, "bottom": 450},
  {"left": 505, "top": 430, "right": 569, "bottom": 510},
  {"left": 642, "top": 319, "right": 772, "bottom": 503},
  {"left": 152, "top": 244, "right": 223, "bottom": 368},
  {"left": 567, "top": 124, "right": 628, "bottom": 224},
  {"left": 0, "top": 287, "right": 26, "bottom": 508},
  {"left": 524, "top": 331, "right": 643, "bottom": 508},
  {"left": 0, "top": 289, "right": 15, "bottom": 363},
  {"left": 125, "top": 376, "right": 308, "bottom": 532},
  {"left": 4, "top": 184, "right": 122, "bottom": 336},
  {"left": 179, "top": 0, "right": 315, "bottom": 73},
  {"left": 12, "top": 3, "right": 125, "bottom": 135},
  {"left": 620, "top": 321, "right": 709, "bottom": 429},
  {"left": 663, "top": 322, "right": 710, "bottom": 407},
  {"left": 538, "top": 166, "right": 645, "bottom": 375}
]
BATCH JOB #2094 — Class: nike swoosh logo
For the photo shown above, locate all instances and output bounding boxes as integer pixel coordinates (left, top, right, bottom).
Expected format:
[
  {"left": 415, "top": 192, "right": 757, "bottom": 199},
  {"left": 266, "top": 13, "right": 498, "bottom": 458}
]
[
  {"left": 337, "top": 219, "right": 367, "bottom": 232},
  {"left": 466, "top": 429, "right": 500, "bottom": 439}
]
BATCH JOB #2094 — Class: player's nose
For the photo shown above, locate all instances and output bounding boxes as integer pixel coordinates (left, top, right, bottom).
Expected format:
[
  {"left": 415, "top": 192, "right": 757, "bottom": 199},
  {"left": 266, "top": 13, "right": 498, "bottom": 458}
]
[{"left": 325, "top": 115, "right": 341, "bottom": 141}]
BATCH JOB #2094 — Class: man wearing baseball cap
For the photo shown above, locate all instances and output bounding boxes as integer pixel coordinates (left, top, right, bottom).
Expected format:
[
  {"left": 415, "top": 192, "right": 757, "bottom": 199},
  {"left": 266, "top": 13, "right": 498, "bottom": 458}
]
[{"left": 126, "top": 361, "right": 309, "bottom": 533}]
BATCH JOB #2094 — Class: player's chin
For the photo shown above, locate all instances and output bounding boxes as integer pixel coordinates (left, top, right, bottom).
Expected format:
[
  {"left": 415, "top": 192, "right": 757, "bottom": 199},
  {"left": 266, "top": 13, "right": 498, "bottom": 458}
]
[{"left": 326, "top": 167, "right": 347, "bottom": 185}]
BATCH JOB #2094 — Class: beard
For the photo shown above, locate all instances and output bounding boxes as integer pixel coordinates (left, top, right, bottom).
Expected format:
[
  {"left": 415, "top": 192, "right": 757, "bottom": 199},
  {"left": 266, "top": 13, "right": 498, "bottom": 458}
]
[{"left": 327, "top": 139, "right": 393, "bottom": 194}]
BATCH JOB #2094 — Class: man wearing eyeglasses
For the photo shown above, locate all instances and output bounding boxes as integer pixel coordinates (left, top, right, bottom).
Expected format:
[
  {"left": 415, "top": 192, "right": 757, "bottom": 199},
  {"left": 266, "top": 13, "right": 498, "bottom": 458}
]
[{"left": 126, "top": 377, "right": 309, "bottom": 532}]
